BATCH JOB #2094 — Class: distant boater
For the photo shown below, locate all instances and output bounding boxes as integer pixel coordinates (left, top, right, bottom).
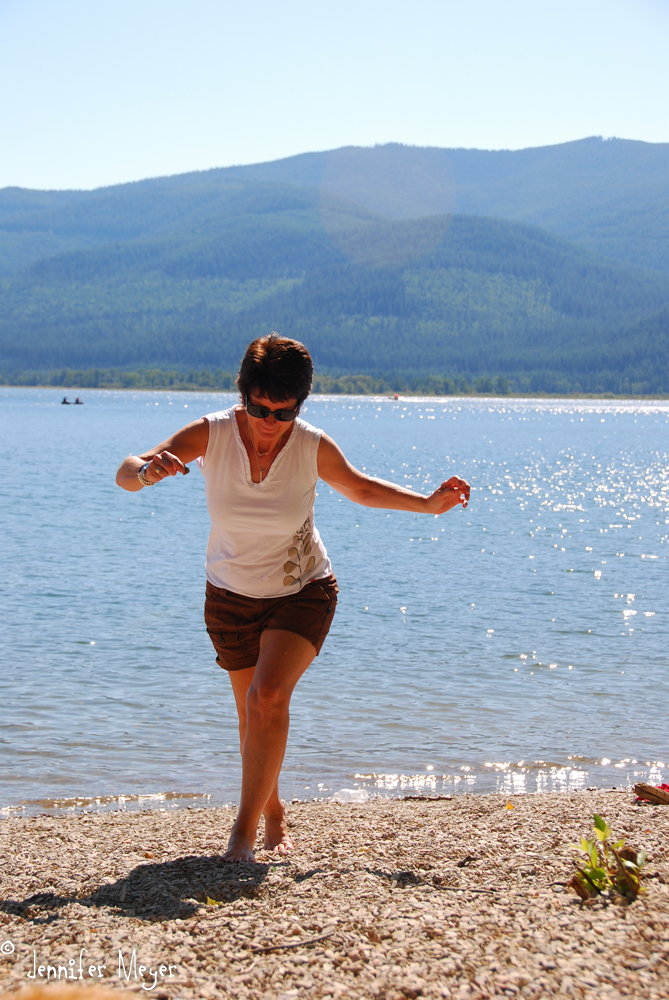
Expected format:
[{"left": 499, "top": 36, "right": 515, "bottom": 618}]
[
  {"left": 61, "top": 397, "right": 70, "bottom": 404},
  {"left": 116, "top": 334, "right": 470, "bottom": 862}
]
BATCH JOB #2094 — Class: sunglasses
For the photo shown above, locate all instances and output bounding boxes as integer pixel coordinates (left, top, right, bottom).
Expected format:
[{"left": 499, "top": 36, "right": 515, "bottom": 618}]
[{"left": 245, "top": 397, "right": 300, "bottom": 422}]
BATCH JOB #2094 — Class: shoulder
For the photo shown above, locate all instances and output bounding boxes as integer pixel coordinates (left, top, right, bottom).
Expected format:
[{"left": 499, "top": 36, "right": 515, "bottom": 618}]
[
  {"left": 291, "top": 417, "right": 322, "bottom": 476},
  {"left": 295, "top": 415, "right": 323, "bottom": 441},
  {"left": 200, "top": 406, "right": 238, "bottom": 463},
  {"left": 203, "top": 406, "right": 241, "bottom": 440},
  {"left": 203, "top": 405, "right": 237, "bottom": 425}
]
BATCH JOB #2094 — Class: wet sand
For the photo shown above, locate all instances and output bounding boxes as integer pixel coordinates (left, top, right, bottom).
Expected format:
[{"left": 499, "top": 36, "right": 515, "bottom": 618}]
[{"left": 1, "top": 791, "right": 668, "bottom": 998}]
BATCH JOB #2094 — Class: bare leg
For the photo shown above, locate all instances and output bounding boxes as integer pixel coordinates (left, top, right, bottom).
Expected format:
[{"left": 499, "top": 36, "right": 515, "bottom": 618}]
[
  {"left": 228, "top": 667, "right": 291, "bottom": 851},
  {"left": 223, "top": 629, "right": 316, "bottom": 862}
]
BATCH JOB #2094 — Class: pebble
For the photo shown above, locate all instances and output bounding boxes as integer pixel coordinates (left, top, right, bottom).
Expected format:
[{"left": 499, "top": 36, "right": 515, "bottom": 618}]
[{"left": 0, "top": 791, "right": 668, "bottom": 998}]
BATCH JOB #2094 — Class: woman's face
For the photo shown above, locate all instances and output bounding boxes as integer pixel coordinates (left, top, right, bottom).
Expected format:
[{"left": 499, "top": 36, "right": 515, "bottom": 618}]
[{"left": 246, "top": 389, "right": 300, "bottom": 444}]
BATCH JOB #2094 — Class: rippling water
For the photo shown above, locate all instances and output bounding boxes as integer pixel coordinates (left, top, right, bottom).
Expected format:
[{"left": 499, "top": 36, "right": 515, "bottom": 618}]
[{"left": 1, "top": 388, "right": 667, "bottom": 814}]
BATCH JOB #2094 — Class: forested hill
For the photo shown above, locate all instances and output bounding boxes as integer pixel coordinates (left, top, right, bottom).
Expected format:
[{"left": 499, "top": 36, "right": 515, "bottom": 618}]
[
  {"left": 2, "top": 176, "right": 669, "bottom": 394},
  {"left": 3, "top": 136, "right": 668, "bottom": 274},
  {"left": 223, "top": 138, "right": 669, "bottom": 273},
  {"left": 0, "top": 178, "right": 378, "bottom": 277}
]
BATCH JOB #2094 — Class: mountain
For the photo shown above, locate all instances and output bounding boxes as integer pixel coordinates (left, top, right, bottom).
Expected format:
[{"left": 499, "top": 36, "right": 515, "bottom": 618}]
[
  {"left": 2, "top": 136, "right": 669, "bottom": 276},
  {"left": 2, "top": 139, "right": 669, "bottom": 393},
  {"left": 222, "top": 138, "right": 669, "bottom": 273},
  {"left": 0, "top": 177, "right": 377, "bottom": 277},
  {"left": 2, "top": 178, "right": 669, "bottom": 393}
]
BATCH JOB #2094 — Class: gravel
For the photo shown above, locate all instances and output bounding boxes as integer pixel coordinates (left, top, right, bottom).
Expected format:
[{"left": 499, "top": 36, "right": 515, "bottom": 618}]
[{"left": 1, "top": 790, "right": 668, "bottom": 998}]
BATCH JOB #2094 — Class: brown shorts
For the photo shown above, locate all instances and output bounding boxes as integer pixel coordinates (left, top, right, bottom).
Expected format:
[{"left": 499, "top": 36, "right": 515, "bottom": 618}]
[{"left": 204, "top": 575, "right": 339, "bottom": 671}]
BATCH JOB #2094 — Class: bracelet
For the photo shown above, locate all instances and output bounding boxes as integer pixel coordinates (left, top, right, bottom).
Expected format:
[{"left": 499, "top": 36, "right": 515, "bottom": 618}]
[{"left": 137, "top": 462, "right": 155, "bottom": 487}]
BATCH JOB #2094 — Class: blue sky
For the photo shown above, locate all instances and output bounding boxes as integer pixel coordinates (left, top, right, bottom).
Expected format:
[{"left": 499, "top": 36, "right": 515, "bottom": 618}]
[{"left": 1, "top": 0, "right": 668, "bottom": 190}]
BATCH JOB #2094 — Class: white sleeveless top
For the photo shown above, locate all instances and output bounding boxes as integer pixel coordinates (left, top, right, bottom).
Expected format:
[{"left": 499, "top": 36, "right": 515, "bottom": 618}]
[{"left": 198, "top": 406, "right": 333, "bottom": 598}]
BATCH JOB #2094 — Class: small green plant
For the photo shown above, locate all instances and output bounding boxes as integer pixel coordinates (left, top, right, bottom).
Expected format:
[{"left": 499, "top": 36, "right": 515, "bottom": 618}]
[{"left": 569, "top": 814, "right": 646, "bottom": 902}]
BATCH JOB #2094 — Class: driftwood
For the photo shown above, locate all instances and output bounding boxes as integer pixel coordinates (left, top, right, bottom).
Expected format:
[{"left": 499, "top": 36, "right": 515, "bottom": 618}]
[
  {"left": 251, "top": 928, "right": 335, "bottom": 953},
  {"left": 434, "top": 885, "right": 500, "bottom": 895},
  {"left": 402, "top": 794, "right": 453, "bottom": 801},
  {"left": 634, "top": 782, "right": 669, "bottom": 805}
]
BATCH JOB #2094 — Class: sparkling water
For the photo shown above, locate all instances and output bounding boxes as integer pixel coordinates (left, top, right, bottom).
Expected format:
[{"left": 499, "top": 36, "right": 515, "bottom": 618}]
[{"left": 1, "top": 388, "right": 667, "bottom": 814}]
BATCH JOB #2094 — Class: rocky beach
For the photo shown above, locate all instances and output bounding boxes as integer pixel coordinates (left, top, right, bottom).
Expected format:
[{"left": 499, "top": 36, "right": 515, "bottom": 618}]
[{"left": 1, "top": 791, "right": 668, "bottom": 998}]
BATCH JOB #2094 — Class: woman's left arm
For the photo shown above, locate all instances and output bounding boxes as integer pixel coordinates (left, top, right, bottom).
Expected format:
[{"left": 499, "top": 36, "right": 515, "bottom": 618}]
[{"left": 317, "top": 433, "right": 470, "bottom": 514}]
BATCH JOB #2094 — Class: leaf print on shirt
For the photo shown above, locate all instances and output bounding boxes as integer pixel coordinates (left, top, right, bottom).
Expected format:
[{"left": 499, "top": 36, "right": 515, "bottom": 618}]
[{"left": 283, "top": 513, "right": 317, "bottom": 587}]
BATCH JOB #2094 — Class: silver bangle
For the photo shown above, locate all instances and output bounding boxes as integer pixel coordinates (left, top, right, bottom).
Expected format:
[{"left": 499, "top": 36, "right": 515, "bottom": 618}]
[{"left": 137, "top": 462, "right": 155, "bottom": 487}]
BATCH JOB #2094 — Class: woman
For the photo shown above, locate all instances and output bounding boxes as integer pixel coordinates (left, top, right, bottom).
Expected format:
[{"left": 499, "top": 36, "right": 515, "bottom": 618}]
[{"left": 116, "top": 334, "right": 470, "bottom": 862}]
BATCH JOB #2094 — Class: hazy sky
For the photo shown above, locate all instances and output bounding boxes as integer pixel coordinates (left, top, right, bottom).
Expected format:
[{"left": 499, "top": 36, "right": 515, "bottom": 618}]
[{"left": 1, "top": 0, "right": 668, "bottom": 190}]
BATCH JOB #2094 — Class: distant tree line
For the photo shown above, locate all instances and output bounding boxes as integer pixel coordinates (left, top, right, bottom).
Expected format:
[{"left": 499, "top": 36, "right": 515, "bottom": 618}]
[
  {"left": 0, "top": 367, "right": 236, "bottom": 390},
  {"left": 2, "top": 366, "right": 665, "bottom": 397}
]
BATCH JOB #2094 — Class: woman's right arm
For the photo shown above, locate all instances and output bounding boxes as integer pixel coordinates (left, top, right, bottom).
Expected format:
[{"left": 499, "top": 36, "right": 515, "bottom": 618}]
[{"left": 115, "top": 417, "right": 210, "bottom": 492}]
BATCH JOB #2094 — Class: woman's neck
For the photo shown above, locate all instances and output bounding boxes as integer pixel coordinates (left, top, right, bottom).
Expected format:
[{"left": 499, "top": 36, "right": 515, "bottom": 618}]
[
  {"left": 246, "top": 413, "right": 290, "bottom": 455},
  {"left": 235, "top": 405, "right": 294, "bottom": 481}
]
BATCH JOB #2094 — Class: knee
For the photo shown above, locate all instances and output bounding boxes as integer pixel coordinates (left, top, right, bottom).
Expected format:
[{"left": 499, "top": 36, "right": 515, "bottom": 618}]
[{"left": 246, "top": 682, "right": 289, "bottom": 722}]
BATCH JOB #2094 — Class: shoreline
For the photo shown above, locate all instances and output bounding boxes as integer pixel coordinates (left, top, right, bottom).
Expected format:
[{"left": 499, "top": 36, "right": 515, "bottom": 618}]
[
  {"left": 0, "top": 783, "right": 647, "bottom": 821},
  {"left": 1, "top": 790, "right": 667, "bottom": 998}
]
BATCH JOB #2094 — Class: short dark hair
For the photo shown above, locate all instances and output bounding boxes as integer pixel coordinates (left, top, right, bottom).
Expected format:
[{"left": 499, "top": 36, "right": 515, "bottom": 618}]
[{"left": 236, "top": 333, "right": 313, "bottom": 404}]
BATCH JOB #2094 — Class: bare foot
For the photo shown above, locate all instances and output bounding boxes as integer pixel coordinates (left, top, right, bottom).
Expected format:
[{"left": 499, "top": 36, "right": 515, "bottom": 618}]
[
  {"left": 263, "top": 810, "right": 294, "bottom": 854},
  {"left": 222, "top": 830, "right": 256, "bottom": 863}
]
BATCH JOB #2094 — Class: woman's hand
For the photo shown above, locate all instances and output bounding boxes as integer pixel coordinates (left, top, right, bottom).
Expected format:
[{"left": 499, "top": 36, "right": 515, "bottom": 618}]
[
  {"left": 144, "top": 450, "right": 189, "bottom": 483},
  {"left": 425, "top": 477, "right": 470, "bottom": 514}
]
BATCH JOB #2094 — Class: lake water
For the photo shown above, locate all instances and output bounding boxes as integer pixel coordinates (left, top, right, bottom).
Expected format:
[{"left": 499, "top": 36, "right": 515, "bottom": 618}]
[{"left": 1, "top": 388, "right": 667, "bottom": 816}]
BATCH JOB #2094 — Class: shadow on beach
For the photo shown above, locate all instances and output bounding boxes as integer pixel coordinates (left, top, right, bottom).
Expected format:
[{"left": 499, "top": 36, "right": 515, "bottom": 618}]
[{"left": 0, "top": 854, "right": 275, "bottom": 923}]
